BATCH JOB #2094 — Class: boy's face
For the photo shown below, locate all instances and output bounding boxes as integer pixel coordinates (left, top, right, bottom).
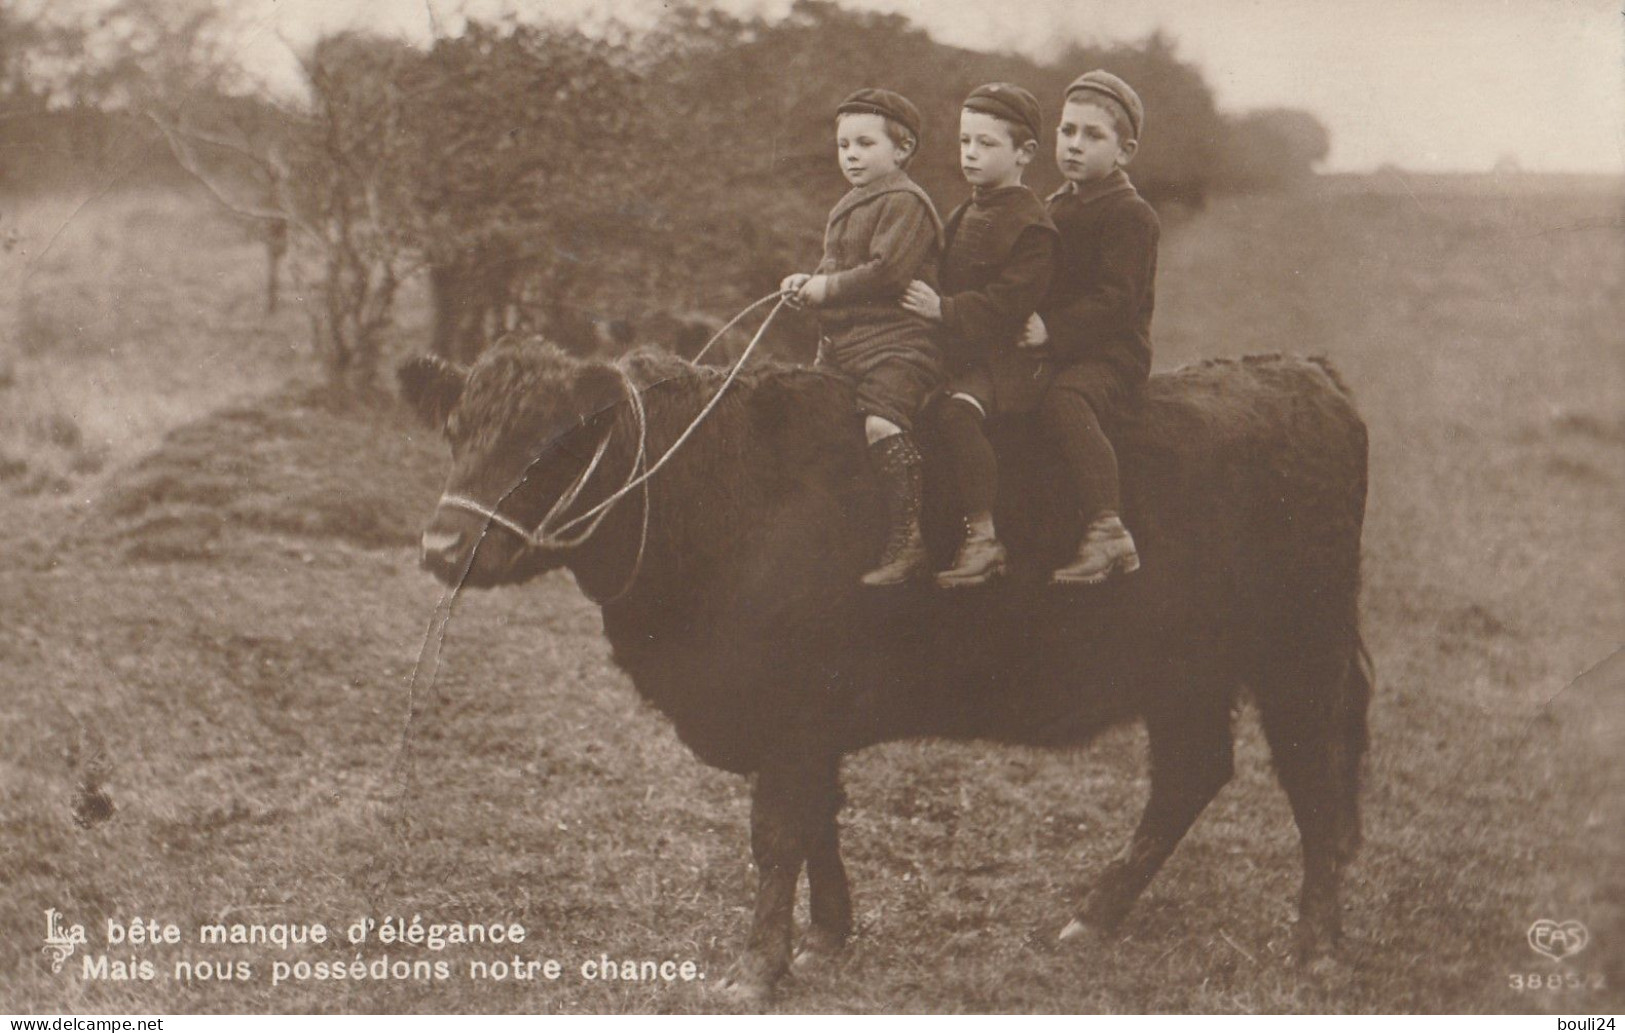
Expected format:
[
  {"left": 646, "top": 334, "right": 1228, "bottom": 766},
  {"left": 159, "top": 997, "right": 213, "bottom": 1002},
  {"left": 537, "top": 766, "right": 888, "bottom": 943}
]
[
  {"left": 836, "top": 113, "right": 907, "bottom": 188},
  {"left": 1056, "top": 98, "right": 1135, "bottom": 185},
  {"left": 959, "top": 109, "right": 1032, "bottom": 190}
]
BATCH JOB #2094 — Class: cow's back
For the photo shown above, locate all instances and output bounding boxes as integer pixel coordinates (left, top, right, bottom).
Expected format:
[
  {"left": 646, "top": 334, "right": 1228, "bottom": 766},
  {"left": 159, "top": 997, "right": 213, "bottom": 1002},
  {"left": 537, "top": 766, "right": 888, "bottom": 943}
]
[
  {"left": 878, "top": 354, "right": 1369, "bottom": 743},
  {"left": 925, "top": 355, "right": 1367, "bottom": 591},
  {"left": 607, "top": 354, "right": 1369, "bottom": 761}
]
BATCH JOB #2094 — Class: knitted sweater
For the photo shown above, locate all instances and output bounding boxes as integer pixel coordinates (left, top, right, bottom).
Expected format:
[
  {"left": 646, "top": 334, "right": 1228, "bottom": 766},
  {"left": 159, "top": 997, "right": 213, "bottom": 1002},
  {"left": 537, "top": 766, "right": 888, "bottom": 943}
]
[{"left": 812, "top": 169, "right": 943, "bottom": 340}]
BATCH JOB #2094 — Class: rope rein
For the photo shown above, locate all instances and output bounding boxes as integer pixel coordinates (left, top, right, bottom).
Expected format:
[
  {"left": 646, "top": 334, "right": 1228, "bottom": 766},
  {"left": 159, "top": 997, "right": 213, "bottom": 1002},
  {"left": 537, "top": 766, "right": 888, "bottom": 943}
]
[
  {"left": 435, "top": 291, "right": 789, "bottom": 601},
  {"left": 691, "top": 290, "right": 785, "bottom": 364},
  {"left": 389, "top": 292, "right": 785, "bottom": 844}
]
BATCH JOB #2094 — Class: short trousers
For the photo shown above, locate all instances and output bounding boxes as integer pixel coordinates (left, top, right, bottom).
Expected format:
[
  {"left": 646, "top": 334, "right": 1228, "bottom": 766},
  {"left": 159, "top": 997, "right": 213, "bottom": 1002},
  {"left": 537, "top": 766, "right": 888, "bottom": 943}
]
[{"left": 817, "top": 324, "right": 941, "bottom": 433}]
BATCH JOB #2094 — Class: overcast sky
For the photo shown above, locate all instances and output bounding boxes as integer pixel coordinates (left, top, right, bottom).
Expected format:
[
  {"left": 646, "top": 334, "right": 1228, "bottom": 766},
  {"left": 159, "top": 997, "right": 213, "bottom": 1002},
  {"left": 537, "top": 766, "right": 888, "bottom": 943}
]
[{"left": 232, "top": 0, "right": 1625, "bottom": 173}]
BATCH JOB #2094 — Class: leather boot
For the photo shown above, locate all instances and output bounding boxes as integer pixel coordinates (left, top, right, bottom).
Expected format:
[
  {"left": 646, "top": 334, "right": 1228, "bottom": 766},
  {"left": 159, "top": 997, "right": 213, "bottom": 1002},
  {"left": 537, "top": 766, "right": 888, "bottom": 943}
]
[
  {"left": 936, "top": 513, "right": 1007, "bottom": 588},
  {"left": 1051, "top": 512, "right": 1141, "bottom": 585},
  {"left": 860, "top": 434, "right": 929, "bottom": 587}
]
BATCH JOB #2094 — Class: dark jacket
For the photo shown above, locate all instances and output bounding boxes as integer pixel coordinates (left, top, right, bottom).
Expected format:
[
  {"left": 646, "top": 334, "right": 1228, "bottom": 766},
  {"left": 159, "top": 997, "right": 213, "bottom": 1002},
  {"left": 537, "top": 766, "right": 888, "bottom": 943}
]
[
  {"left": 938, "top": 185, "right": 1058, "bottom": 391},
  {"left": 1040, "top": 169, "right": 1159, "bottom": 384}
]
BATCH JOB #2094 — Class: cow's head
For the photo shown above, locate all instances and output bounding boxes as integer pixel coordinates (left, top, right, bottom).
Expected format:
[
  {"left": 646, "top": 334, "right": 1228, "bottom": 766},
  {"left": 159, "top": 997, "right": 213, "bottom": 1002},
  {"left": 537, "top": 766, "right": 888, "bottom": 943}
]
[{"left": 400, "top": 340, "right": 627, "bottom": 586}]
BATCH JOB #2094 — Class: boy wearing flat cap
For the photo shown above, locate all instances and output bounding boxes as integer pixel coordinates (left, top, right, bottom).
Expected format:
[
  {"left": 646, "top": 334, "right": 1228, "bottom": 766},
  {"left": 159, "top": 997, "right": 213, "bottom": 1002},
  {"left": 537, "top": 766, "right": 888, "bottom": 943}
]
[
  {"left": 1022, "top": 70, "right": 1159, "bottom": 585},
  {"left": 900, "top": 82, "right": 1059, "bottom": 586},
  {"left": 781, "top": 87, "right": 945, "bottom": 586}
]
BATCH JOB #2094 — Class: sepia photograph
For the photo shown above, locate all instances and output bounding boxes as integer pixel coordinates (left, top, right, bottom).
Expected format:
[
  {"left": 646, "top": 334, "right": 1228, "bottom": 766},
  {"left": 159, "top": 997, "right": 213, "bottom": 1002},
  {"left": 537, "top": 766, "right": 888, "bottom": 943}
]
[{"left": 1, "top": 0, "right": 1621, "bottom": 1016}]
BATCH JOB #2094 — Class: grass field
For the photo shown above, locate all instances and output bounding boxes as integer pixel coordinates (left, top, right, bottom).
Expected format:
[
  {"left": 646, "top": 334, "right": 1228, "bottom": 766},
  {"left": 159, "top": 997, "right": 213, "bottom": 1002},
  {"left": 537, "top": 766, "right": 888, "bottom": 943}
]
[{"left": 1, "top": 176, "right": 1621, "bottom": 1014}]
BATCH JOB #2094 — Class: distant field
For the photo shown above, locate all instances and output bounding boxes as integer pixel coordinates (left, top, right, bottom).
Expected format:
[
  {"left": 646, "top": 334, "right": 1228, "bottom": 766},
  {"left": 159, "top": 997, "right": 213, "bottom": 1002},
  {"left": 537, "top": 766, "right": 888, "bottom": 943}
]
[
  {"left": 1317, "top": 170, "right": 1625, "bottom": 197},
  {"left": 1, "top": 176, "right": 1620, "bottom": 1014}
]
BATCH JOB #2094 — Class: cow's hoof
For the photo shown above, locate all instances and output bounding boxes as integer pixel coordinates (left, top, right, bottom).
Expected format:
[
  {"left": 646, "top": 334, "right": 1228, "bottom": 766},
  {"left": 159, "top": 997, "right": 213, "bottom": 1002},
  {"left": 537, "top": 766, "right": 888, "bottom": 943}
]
[
  {"left": 791, "top": 926, "right": 848, "bottom": 974},
  {"left": 1293, "top": 931, "right": 1341, "bottom": 969},
  {"left": 1293, "top": 911, "right": 1342, "bottom": 967},
  {"left": 713, "top": 974, "right": 773, "bottom": 1007},
  {"left": 1058, "top": 918, "right": 1109, "bottom": 944},
  {"left": 789, "top": 947, "right": 827, "bottom": 975},
  {"left": 1295, "top": 940, "right": 1344, "bottom": 978}
]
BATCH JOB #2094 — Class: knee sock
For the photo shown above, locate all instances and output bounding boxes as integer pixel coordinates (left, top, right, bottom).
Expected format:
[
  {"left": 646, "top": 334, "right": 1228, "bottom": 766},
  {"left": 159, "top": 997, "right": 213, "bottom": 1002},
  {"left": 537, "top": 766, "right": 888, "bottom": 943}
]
[
  {"left": 1040, "top": 391, "right": 1120, "bottom": 520},
  {"left": 936, "top": 396, "right": 998, "bottom": 519}
]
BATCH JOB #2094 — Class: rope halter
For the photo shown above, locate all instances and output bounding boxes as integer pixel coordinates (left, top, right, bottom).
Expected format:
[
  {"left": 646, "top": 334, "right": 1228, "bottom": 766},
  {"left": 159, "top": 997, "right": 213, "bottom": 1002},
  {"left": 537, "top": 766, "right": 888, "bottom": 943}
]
[{"left": 430, "top": 292, "right": 789, "bottom": 601}]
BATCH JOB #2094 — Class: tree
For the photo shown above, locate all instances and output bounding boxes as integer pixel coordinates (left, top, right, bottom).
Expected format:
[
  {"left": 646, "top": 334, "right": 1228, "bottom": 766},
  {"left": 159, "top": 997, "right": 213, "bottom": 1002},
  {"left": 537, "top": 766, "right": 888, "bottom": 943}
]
[
  {"left": 0, "top": 0, "right": 81, "bottom": 187},
  {"left": 396, "top": 23, "right": 644, "bottom": 362},
  {"left": 63, "top": 0, "right": 238, "bottom": 112},
  {"left": 281, "top": 33, "right": 419, "bottom": 394},
  {"left": 157, "top": 31, "right": 419, "bottom": 395},
  {"left": 19, "top": 0, "right": 242, "bottom": 187},
  {"left": 156, "top": 20, "right": 652, "bottom": 388},
  {"left": 1214, "top": 108, "right": 1332, "bottom": 193},
  {"left": 130, "top": 2, "right": 1335, "bottom": 391}
]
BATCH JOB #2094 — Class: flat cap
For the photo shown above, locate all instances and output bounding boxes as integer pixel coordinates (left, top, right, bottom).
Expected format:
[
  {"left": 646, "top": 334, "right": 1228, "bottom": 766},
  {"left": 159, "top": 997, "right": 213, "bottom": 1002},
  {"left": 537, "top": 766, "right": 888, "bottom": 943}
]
[
  {"left": 963, "top": 82, "right": 1042, "bottom": 141},
  {"left": 1065, "top": 70, "right": 1144, "bottom": 141},
  {"left": 836, "top": 88, "right": 923, "bottom": 140}
]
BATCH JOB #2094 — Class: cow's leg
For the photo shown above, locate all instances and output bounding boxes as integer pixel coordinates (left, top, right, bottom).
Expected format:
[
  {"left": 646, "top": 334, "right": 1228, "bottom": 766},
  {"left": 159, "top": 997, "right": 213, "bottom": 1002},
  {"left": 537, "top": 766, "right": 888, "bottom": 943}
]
[
  {"left": 720, "top": 760, "right": 833, "bottom": 1002},
  {"left": 1253, "top": 657, "right": 1356, "bottom": 962},
  {"left": 1063, "top": 695, "right": 1235, "bottom": 940},
  {"left": 794, "top": 767, "right": 851, "bottom": 972},
  {"left": 1334, "top": 636, "right": 1374, "bottom": 869}
]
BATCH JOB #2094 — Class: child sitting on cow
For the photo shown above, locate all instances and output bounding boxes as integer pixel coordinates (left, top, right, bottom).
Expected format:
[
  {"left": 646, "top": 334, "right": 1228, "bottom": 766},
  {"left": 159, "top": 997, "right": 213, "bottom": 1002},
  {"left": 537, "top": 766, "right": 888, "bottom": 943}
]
[
  {"left": 781, "top": 88, "right": 945, "bottom": 587},
  {"left": 899, "top": 83, "right": 1059, "bottom": 587},
  {"left": 1026, "top": 71, "right": 1158, "bottom": 584}
]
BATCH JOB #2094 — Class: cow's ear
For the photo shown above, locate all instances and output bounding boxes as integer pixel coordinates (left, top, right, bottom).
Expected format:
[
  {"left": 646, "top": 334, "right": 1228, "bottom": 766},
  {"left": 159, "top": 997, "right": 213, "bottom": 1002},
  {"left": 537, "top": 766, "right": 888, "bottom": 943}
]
[{"left": 397, "top": 354, "right": 467, "bottom": 430}]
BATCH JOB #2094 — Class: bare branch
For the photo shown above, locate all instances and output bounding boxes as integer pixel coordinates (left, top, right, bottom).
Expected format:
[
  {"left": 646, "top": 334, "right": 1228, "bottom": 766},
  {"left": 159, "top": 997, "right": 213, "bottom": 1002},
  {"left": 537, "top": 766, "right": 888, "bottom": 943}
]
[
  {"left": 162, "top": 117, "right": 276, "bottom": 170},
  {"left": 149, "top": 111, "right": 293, "bottom": 226}
]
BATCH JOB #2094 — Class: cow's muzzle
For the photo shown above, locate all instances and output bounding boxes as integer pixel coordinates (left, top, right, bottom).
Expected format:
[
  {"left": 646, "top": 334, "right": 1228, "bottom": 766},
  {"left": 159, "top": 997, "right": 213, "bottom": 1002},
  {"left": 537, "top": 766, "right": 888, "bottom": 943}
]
[{"left": 419, "top": 527, "right": 467, "bottom": 579}]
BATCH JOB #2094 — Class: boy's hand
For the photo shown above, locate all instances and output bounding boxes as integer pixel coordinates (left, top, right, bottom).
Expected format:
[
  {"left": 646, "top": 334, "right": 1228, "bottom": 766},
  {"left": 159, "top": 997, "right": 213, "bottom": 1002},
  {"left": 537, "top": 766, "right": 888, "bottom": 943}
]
[
  {"left": 797, "top": 275, "right": 830, "bottom": 307},
  {"left": 900, "top": 280, "right": 942, "bottom": 322},
  {"left": 1020, "top": 312, "right": 1049, "bottom": 349},
  {"left": 780, "top": 273, "right": 811, "bottom": 308}
]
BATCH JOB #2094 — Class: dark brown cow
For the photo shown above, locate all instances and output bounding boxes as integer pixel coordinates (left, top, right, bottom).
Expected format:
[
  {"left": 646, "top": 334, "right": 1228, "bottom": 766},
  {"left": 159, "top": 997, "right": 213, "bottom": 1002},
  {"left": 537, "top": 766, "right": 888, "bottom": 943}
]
[{"left": 400, "top": 343, "right": 1373, "bottom": 1001}]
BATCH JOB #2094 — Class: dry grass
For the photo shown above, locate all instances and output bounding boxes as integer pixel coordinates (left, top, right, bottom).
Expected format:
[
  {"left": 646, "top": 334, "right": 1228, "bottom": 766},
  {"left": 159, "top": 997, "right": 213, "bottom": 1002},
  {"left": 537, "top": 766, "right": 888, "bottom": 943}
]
[
  {"left": 0, "top": 178, "right": 1621, "bottom": 1014},
  {"left": 0, "top": 189, "right": 297, "bottom": 496}
]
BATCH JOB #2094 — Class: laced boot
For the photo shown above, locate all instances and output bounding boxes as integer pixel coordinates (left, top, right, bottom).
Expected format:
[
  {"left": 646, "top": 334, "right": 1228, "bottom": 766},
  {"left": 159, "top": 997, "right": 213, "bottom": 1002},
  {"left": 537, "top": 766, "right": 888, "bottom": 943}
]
[
  {"left": 860, "top": 434, "right": 929, "bottom": 587},
  {"left": 936, "top": 513, "right": 1007, "bottom": 588},
  {"left": 1051, "top": 512, "right": 1141, "bottom": 585}
]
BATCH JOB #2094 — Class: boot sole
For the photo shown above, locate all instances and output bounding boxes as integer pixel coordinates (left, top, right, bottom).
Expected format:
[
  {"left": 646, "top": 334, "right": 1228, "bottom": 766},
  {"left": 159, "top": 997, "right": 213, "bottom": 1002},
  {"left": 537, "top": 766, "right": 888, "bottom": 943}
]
[
  {"left": 861, "top": 565, "right": 931, "bottom": 587},
  {"left": 864, "top": 571, "right": 929, "bottom": 587},
  {"left": 935, "top": 566, "right": 1006, "bottom": 588},
  {"left": 1051, "top": 553, "right": 1141, "bottom": 586}
]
